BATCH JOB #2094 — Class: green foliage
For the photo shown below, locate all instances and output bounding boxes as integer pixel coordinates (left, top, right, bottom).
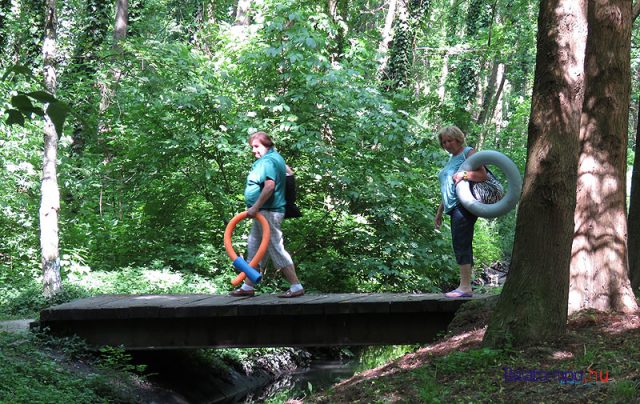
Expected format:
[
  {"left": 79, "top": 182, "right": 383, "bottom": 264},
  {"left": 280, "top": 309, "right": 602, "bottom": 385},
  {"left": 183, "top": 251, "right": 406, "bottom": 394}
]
[
  {"left": 1, "top": 0, "right": 534, "bottom": 306},
  {"left": 355, "top": 345, "right": 419, "bottom": 372},
  {"left": 0, "top": 281, "right": 89, "bottom": 319},
  {"left": 2, "top": 66, "right": 71, "bottom": 134},
  {"left": 612, "top": 380, "right": 639, "bottom": 401},
  {"left": 98, "top": 345, "right": 147, "bottom": 374},
  {"left": 0, "top": 332, "right": 139, "bottom": 403}
]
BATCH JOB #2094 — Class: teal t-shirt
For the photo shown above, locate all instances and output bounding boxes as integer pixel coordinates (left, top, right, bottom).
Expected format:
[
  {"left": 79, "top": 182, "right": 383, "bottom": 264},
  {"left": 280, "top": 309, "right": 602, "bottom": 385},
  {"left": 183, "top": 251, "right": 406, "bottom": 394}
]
[
  {"left": 438, "top": 146, "right": 472, "bottom": 214},
  {"left": 244, "top": 148, "right": 286, "bottom": 212}
]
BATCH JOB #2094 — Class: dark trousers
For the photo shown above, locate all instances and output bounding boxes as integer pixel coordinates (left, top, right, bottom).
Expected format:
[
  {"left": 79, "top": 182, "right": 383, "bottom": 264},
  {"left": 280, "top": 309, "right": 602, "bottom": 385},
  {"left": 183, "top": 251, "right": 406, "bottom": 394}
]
[{"left": 447, "top": 205, "right": 478, "bottom": 265}]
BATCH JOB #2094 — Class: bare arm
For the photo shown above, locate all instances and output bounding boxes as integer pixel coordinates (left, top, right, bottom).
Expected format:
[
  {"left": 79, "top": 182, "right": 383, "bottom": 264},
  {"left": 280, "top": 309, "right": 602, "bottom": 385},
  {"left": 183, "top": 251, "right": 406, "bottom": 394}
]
[
  {"left": 247, "top": 179, "right": 275, "bottom": 217},
  {"left": 452, "top": 148, "right": 488, "bottom": 184},
  {"left": 435, "top": 202, "right": 444, "bottom": 230}
]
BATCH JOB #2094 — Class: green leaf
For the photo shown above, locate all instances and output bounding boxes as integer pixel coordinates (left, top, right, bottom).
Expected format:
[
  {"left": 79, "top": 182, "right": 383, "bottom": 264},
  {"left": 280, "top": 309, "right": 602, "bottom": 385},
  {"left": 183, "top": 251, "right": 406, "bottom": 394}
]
[
  {"left": 6, "top": 109, "right": 25, "bottom": 126},
  {"left": 46, "top": 101, "right": 71, "bottom": 134},
  {"left": 2, "top": 65, "right": 33, "bottom": 81},
  {"left": 27, "top": 91, "right": 57, "bottom": 103},
  {"left": 25, "top": 106, "right": 46, "bottom": 117},
  {"left": 305, "top": 37, "right": 316, "bottom": 48},
  {"left": 11, "top": 94, "right": 34, "bottom": 110}
]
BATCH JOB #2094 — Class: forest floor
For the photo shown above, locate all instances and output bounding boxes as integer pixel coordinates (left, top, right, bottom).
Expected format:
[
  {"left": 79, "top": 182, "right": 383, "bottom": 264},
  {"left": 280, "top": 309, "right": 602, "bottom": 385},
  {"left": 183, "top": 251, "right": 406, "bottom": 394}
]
[{"left": 307, "top": 297, "right": 640, "bottom": 403}]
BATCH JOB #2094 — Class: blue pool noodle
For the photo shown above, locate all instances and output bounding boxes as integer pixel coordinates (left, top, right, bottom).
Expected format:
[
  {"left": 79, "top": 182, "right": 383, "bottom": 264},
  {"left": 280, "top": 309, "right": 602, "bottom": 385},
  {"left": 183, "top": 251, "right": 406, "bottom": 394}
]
[{"left": 232, "top": 257, "right": 262, "bottom": 284}]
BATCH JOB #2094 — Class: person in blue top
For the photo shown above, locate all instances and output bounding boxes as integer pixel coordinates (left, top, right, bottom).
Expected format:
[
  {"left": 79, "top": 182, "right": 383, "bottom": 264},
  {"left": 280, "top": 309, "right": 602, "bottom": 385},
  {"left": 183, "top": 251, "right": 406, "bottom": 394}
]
[
  {"left": 230, "top": 131, "right": 304, "bottom": 298},
  {"left": 435, "top": 126, "right": 487, "bottom": 298}
]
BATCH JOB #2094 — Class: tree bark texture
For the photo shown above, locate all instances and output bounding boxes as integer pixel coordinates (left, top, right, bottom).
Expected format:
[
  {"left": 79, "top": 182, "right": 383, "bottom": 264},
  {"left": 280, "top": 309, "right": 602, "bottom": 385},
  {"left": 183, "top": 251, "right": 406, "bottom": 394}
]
[
  {"left": 113, "top": 0, "right": 128, "bottom": 43},
  {"left": 484, "top": 0, "right": 587, "bottom": 347},
  {"left": 379, "top": 0, "right": 398, "bottom": 55},
  {"left": 569, "top": 0, "right": 638, "bottom": 313},
  {"left": 41, "top": 0, "right": 61, "bottom": 298},
  {"left": 477, "top": 56, "right": 500, "bottom": 127},
  {"left": 629, "top": 96, "right": 640, "bottom": 293}
]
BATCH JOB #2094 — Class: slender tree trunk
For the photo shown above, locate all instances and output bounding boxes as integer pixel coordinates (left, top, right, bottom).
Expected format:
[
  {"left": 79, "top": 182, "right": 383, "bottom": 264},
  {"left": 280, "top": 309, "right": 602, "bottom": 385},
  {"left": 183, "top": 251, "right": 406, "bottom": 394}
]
[
  {"left": 488, "top": 65, "right": 507, "bottom": 127},
  {"left": 379, "top": 0, "right": 397, "bottom": 55},
  {"left": 235, "top": 0, "right": 251, "bottom": 26},
  {"left": 377, "top": 0, "right": 400, "bottom": 74},
  {"left": 113, "top": 0, "right": 128, "bottom": 44},
  {"left": 327, "top": 0, "right": 348, "bottom": 62},
  {"left": 203, "top": 0, "right": 216, "bottom": 23},
  {"left": 41, "top": 0, "right": 61, "bottom": 298},
  {"left": 484, "top": 0, "right": 587, "bottom": 347},
  {"left": 437, "top": 53, "right": 449, "bottom": 102},
  {"left": 569, "top": 0, "right": 638, "bottom": 313},
  {"left": 99, "top": 0, "right": 128, "bottom": 119},
  {"left": 477, "top": 56, "right": 500, "bottom": 126},
  {"left": 629, "top": 96, "right": 640, "bottom": 293}
]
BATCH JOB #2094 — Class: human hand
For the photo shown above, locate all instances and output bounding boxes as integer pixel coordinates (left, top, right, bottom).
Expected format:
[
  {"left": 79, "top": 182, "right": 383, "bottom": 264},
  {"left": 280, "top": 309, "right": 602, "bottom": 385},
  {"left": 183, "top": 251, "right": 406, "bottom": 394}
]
[
  {"left": 247, "top": 206, "right": 258, "bottom": 218},
  {"left": 435, "top": 213, "right": 442, "bottom": 230},
  {"left": 452, "top": 172, "right": 462, "bottom": 185}
]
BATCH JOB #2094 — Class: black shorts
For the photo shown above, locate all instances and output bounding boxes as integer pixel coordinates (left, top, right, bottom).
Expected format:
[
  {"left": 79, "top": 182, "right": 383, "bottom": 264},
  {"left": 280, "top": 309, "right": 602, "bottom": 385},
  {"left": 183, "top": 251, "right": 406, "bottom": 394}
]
[{"left": 447, "top": 205, "right": 478, "bottom": 265}]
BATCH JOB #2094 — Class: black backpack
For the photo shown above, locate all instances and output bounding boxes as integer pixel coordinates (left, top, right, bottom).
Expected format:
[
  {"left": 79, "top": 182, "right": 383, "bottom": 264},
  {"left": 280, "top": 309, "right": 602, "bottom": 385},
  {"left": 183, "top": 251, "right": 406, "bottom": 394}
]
[{"left": 284, "top": 174, "right": 302, "bottom": 219}]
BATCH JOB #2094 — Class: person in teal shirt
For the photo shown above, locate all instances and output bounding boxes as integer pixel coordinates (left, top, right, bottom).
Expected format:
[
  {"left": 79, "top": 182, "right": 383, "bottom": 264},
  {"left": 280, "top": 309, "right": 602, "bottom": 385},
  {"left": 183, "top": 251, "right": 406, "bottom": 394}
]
[
  {"left": 231, "top": 131, "right": 304, "bottom": 298},
  {"left": 435, "top": 126, "right": 487, "bottom": 298}
]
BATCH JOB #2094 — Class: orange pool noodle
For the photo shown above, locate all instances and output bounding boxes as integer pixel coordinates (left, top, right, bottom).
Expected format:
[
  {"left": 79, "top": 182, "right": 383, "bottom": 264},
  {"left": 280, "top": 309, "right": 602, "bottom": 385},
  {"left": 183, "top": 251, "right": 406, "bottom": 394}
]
[{"left": 224, "top": 211, "right": 270, "bottom": 286}]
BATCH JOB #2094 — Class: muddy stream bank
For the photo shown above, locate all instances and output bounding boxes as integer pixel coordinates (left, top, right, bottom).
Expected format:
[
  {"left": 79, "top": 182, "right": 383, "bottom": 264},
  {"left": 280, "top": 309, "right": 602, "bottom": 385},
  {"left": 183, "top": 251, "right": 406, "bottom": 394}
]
[{"left": 132, "top": 347, "right": 360, "bottom": 403}]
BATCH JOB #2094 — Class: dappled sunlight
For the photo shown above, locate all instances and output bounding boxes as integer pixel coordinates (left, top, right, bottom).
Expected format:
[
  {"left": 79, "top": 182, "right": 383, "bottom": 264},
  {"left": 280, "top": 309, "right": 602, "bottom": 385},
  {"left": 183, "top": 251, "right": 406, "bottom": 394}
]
[
  {"left": 551, "top": 351, "right": 574, "bottom": 360},
  {"left": 568, "top": 309, "right": 640, "bottom": 334},
  {"left": 332, "top": 327, "right": 486, "bottom": 390},
  {"left": 570, "top": 118, "right": 636, "bottom": 313}
]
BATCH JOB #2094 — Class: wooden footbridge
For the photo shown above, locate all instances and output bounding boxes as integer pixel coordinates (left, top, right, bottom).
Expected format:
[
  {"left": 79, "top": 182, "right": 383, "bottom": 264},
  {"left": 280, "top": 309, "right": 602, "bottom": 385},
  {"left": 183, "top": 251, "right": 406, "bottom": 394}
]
[{"left": 37, "top": 293, "right": 479, "bottom": 350}]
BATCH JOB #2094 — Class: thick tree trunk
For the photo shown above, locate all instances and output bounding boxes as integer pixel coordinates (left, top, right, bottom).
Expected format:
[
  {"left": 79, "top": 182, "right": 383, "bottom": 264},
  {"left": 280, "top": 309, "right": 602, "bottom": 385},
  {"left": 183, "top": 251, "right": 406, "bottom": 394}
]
[
  {"left": 41, "top": 0, "right": 61, "bottom": 298},
  {"left": 569, "top": 0, "right": 638, "bottom": 313},
  {"left": 484, "top": 0, "right": 586, "bottom": 347},
  {"left": 629, "top": 97, "right": 640, "bottom": 293}
]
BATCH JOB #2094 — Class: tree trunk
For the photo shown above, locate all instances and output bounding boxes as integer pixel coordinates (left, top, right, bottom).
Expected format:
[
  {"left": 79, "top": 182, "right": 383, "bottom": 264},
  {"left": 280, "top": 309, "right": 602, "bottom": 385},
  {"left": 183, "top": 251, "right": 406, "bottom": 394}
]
[
  {"left": 113, "top": 0, "right": 128, "bottom": 44},
  {"left": 487, "top": 64, "right": 507, "bottom": 128},
  {"left": 99, "top": 0, "right": 128, "bottom": 117},
  {"left": 235, "top": 0, "right": 251, "bottom": 26},
  {"left": 437, "top": 52, "right": 449, "bottom": 102},
  {"left": 327, "top": 0, "right": 348, "bottom": 62},
  {"left": 41, "top": 0, "right": 61, "bottom": 298},
  {"left": 629, "top": 96, "right": 640, "bottom": 293},
  {"left": 483, "top": 0, "right": 587, "bottom": 347},
  {"left": 378, "top": 0, "right": 397, "bottom": 55},
  {"left": 477, "top": 56, "right": 500, "bottom": 126},
  {"left": 569, "top": 0, "right": 637, "bottom": 313}
]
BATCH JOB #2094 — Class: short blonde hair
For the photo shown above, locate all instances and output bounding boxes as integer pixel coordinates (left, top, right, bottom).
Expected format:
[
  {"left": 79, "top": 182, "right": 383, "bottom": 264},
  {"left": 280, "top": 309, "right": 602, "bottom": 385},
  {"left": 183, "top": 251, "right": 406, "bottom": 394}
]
[{"left": 437, "top": 126, "right": 465, "bottom": 148}]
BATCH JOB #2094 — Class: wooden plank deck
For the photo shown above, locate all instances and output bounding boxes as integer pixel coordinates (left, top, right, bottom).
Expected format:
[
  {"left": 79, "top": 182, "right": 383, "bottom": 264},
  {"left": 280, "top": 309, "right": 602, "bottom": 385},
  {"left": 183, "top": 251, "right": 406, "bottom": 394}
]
[{"left": 37, "top": 293, "right": 480, "bottom": 350}]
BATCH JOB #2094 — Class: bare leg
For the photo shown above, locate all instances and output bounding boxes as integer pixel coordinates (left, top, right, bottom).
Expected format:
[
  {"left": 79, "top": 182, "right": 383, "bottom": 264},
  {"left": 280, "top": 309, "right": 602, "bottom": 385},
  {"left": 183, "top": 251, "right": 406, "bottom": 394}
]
[
  {"left": 280, "top": 264, "right": 300, "bottom": 286},
  {"left": 458, "top": 263, "right": 472, "bottom": 293}
]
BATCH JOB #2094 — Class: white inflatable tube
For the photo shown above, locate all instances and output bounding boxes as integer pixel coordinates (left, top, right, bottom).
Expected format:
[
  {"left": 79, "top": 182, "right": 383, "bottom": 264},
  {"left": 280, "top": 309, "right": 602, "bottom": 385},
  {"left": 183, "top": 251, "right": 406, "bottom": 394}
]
[{"left": 455, "top": 150, "right": 522, "bottom": 218}]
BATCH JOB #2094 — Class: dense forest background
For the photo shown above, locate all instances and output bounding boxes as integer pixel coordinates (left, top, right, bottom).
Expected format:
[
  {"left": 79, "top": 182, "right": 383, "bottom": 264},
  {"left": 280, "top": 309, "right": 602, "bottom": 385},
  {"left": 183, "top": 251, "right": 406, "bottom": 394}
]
[{"left": 1, "top": 0, "right": 639, "bottom": 308}]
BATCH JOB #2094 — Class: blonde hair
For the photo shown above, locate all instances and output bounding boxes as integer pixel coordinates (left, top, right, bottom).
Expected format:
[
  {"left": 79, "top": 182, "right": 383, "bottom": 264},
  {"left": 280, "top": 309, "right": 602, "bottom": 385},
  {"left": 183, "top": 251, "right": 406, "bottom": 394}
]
[{"left": 437, "top": 126, "right": 465, "bottom": 148}]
